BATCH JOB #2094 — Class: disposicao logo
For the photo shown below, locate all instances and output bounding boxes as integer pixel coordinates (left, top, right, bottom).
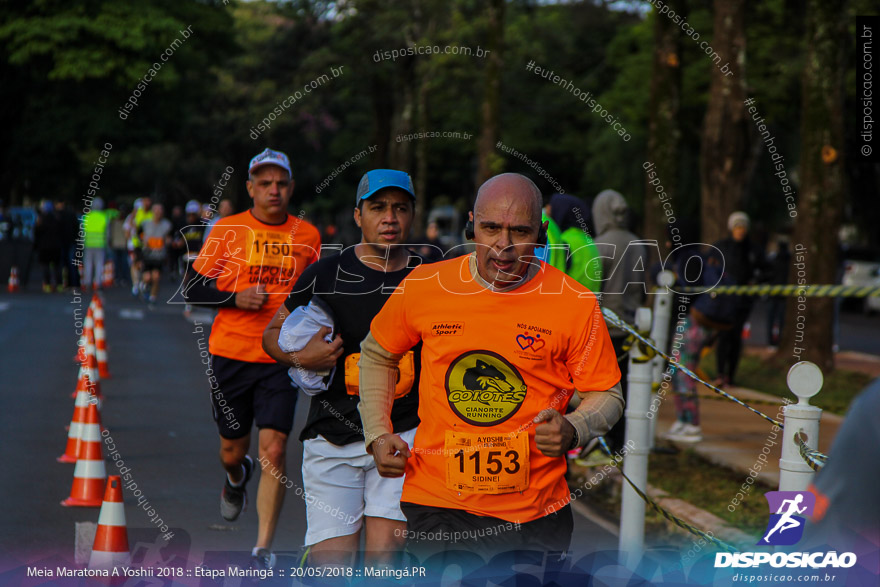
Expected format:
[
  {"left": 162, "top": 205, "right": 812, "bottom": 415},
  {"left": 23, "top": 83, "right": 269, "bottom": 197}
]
[
  {"left": 758, "top": 491, "right": 814, "bottom": 546},
  {"left": 714, "top": 491, "right": 857, "bottom": 570}
]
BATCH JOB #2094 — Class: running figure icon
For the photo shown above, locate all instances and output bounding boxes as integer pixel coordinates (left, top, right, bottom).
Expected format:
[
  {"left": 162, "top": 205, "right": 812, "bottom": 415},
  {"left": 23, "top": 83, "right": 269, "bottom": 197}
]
[{"left": 763, "top": 494, "right": 808, "bottom": 543}]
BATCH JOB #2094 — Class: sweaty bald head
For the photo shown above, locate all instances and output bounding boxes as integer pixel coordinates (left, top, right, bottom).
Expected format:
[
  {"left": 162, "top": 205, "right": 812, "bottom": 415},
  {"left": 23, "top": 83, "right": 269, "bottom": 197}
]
[
  {"left": 475, "top": 173, "right": 543, "bottom": 226},
  {"left": 470, "top": 173, "right": 545, "bottom": 289}
]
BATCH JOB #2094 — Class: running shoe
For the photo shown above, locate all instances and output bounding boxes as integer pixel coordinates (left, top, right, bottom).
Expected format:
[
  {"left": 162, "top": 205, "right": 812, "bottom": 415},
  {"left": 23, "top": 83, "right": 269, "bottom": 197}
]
[
  {"left": 251, "top": 547, "right": 276, "bottom": 570},
  {"left": 665, "top": 423, "right": 703, "bottom": 443},
  {"left": 575, "top": 447, "right": 616, "bottom": 468},
  {"left": 662, "top": 420, "right": 686, "bottom": 440},
  {"left": 220, "top": 454, "right": 254, "bottom": 521}
]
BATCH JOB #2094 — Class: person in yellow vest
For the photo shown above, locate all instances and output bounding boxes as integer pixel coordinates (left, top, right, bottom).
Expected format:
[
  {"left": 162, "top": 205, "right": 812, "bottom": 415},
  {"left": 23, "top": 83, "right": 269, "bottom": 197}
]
[
  {"left": 124, "top": 197, "right": 153, "bottom": 296},
  {"left": 82, "top": 197, "right": 109, "bottom": 291}
]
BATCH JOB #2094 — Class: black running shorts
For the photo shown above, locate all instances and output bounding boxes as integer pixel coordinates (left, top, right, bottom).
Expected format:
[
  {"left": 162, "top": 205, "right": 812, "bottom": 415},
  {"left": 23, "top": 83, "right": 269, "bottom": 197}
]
[
  {"left": 400, "top": 501, "right": 573, "bottom": 562},
  {"left": 209, "top": 355, "right": 297, "bottom": 439},
  {"left": 143, "top": 258, "right": 165, "bottom": 272}
]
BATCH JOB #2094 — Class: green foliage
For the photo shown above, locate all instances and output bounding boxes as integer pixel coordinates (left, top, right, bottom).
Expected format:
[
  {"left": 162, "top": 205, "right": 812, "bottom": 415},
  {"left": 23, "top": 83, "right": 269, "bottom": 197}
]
[
  {"left": 1, "top": 2, "right": 178, "bottom": 83},
  {"left": 0, "top": 0, "right": 235, "bottom": 202},
  {"left": 584, "top": 13, "right": 651, "bottom": 213},
  {"left": 0, "top": 0, "right": 872, "bottom": 246}
]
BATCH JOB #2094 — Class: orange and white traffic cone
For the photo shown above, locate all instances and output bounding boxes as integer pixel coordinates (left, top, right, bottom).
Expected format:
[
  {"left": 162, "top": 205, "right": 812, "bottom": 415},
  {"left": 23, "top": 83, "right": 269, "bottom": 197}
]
[
  {"left": 88, "top": 376, "right": 104, "bottom": 419},
  {"left": 92, "top": 298, "right": 110, "bottom": 378},
  {"left": 102, "top": 260, "right": 114, "bottom": 289},
  {"left": 88, "top": 476, "right": 130, "bottom": 570},
  {"left": 72, "top": 364, "right": 104, "bottom": 404},
  {"left": 61, "top": 401, "right": 105, "bottom": 507},
  {"left": 58, "top": 380, "right": 92, "bottom": 463},
  {"left": 74, "top": 361, "right": 101, "bottom": 401},
  {"left": 74, "top": 336, "right": 87, "bottom": 365},
  {"left": 82, "top": 327, "right": 101, "bottom": 386},
  {"left": 66, "top": 372, "right": 102, "bottom": 422},
  {"left": 71, "top": 368, "right": 83, "bottom": 399},
  {"left": 67, "top": 374, "right": 103, "bottom": 427},
  {"left": 7, "top": 266, "right": 20, "bottom": 292},
  {"left": 73, "top": 306, "right": 94, "bottom": 365}
]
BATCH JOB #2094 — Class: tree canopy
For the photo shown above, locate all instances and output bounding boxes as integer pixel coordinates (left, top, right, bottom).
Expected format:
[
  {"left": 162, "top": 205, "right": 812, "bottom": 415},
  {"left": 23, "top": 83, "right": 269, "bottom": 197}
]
[{"left": 1, "top": 0, "right": 875, "bottom": 251}]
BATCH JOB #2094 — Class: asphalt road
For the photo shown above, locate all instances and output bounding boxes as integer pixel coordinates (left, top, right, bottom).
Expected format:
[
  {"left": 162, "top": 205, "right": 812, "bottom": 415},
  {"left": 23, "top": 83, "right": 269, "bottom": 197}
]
[{"left": 0, "top": 284, "right": 622, "bottom": 581}]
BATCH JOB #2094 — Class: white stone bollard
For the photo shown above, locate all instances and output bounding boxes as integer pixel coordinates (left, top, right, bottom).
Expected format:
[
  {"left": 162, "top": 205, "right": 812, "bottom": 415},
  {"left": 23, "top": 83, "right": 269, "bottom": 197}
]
[
  {"left": 779, "top": 361, "right": 823, "bottom": 492},
  {"left": 619, "top": 307, "right": 654, "bottom": 568}
]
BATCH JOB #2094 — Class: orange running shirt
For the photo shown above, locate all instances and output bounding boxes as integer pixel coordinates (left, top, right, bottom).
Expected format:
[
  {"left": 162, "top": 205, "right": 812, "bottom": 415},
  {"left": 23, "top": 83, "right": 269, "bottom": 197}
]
[
  {"left": 370, "top": 255, "right": 621, "bottom": 523},
  {"left": 193, "top": 210, "right": 321, "bottom": 363}
]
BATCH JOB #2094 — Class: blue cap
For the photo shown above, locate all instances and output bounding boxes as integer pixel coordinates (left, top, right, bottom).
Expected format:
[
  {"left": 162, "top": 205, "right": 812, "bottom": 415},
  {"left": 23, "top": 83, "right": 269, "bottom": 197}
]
[
  {"left": 355, "top": 169, "right": 415, "bottom": 205},
  {"left": 249, "top": 148, "right": 291, "bottom": 176}
]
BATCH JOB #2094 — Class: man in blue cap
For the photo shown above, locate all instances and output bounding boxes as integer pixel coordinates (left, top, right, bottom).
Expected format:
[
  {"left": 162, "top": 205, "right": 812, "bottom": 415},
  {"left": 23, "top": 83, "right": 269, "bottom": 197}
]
[{"left": 263, "top": 169, "right": 424, "bottom": 569}]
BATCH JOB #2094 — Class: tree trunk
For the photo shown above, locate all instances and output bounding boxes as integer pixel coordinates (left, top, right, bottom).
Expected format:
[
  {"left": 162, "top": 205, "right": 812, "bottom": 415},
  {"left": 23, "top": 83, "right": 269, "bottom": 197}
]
[
  {"left": 414, "top": 75, "right": 430, "bottom": 237},
  {"left": 388, "top": 67, "right": 415, "bottom": 170},
  {"left": 476, "top": 0, "right": 504, "bottom": 187},
  {"left": 371, "top": 75, "right": 394, "bottom": 168},
  {"left": 775, "top": 0, "right": 847, "bottom": 373},
  {"left": 699, "top": 0, "right": 749, "bottom": 242},
  {"left": 412, "top": 3, "right": 439, "bottom": 238},
  {"left": 644, "top": 0, "right": 685, "bottom": 252}
]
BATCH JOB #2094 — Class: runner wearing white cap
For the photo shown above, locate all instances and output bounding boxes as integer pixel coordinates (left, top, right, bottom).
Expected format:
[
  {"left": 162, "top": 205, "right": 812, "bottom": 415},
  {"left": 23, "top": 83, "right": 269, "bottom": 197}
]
[{"left": 183, "top": 148, "right": 322, "bottom": 569}]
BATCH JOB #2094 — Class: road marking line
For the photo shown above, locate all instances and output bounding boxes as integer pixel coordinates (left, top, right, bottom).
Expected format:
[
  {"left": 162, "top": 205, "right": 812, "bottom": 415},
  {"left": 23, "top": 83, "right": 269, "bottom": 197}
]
[{"left": 119, "top": 309, "right": 145, "bottom": 320}]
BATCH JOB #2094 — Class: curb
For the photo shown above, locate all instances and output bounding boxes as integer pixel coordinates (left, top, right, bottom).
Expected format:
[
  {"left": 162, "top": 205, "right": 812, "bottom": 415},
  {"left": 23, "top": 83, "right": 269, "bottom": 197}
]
[
  {"left": 645, "top": 483, "right": 754, "bottom": 548},
  {"left": 569, "top": 466, "right": 756, "bottom": 552}
]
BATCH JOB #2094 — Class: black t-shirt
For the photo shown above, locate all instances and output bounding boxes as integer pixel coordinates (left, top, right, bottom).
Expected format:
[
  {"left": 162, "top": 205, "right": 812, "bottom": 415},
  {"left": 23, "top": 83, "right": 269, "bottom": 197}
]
[
  {"left": 180, "top": 223, "right": 205, "bottom": 255},
  {"left": 284, "top": 247, "right": 423, "bottom": 446}
]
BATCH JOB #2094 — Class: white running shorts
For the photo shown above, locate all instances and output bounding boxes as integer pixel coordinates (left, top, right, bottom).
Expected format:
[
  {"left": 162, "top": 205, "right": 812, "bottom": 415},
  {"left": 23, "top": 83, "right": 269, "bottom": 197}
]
[{"left": 301, "top": 427, "right": 417, "bottom": 546}]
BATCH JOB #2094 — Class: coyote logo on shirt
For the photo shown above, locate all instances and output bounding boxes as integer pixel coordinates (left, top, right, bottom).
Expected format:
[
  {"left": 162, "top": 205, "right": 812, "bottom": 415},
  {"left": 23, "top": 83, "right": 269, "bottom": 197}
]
[
  {"left": 446, "top": 351, "right": 527, "bottom": 426},
  {"left": 463, "top": 360, "right": 515, "bottom": 396}
]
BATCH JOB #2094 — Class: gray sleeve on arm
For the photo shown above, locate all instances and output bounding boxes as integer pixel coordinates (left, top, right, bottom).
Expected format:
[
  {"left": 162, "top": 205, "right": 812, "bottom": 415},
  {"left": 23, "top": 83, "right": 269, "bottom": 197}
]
[
  {"left": 563, "top": 382, "right": 625, "bottom": 447},
  {"left": 357, "top": 331, "right": 405, "bottom": 452}
]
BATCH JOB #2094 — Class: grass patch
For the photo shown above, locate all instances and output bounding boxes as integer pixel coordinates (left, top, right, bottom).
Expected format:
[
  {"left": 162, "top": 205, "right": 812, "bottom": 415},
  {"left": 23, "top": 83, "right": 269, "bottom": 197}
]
[
  {"left": 699, "top": 350, "right": 871, "bottom": 415},
  {"left": 570, "top": 448, "right": 770, "bottom": 545},
  {"left": 569, "top": 465, "right": 693, "bottom": 547},
  {"left": 646, "top": 448, "right": 768, "bottom": 538}
]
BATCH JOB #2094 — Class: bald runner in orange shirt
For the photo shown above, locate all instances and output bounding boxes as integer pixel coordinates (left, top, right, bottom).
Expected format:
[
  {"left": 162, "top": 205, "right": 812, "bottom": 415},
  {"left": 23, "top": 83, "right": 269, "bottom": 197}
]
[{"left": 358, "top": 173, "right": 624, "bottom": 561}]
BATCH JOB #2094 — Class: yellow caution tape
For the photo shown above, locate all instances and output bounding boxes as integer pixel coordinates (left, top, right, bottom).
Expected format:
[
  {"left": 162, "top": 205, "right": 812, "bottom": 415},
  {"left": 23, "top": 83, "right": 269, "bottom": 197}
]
[{"left": 676, "top": 284, "right": 880, "bottom": 298}]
